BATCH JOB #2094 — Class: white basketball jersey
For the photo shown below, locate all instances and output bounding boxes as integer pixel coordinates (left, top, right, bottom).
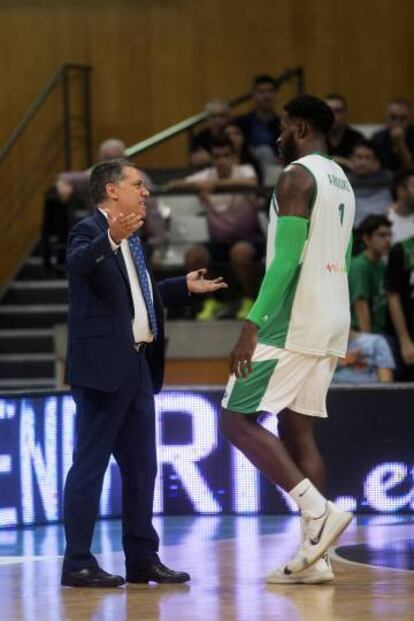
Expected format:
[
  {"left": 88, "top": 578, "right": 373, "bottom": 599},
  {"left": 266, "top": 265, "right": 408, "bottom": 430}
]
[{"left": 260, "top": 153, "right": 355, "bottom": 358}]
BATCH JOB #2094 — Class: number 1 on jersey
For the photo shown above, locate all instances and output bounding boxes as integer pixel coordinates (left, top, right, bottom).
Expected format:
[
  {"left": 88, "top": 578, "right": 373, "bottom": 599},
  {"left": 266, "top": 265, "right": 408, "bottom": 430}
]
[{"left": 338, "top": 203, "right": 345, "bottom": 226}]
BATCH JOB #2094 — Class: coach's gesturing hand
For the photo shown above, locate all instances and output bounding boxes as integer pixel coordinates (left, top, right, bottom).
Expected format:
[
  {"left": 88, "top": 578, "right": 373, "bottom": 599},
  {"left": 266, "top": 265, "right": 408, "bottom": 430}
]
[
  {"left": 186, "top": 268, "right": 228, "bottom": 294},
  {"left": 108, "top": 212, "right": 144, "bottom": 244},
  {"left": 230, "top": 320, "right": 258, "bottom": 379}
]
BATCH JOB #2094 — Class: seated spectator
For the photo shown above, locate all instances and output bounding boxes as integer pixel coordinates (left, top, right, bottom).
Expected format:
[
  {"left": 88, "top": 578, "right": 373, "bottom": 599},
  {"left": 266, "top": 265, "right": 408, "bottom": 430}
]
[
  {"left": 234, "top": 75, "right": 280, "bottom": 171},
  {"left": 347, "top": 140, "right": 392, "bottom": 228},
  {"left": 224, "top": 120, "right": 263, "bottom": 183},
  {"left": 385, "top": 235, "right": 414, "bottom": 380},
  {"left": 324, "top": 94, "right": 364, "bottom": 170},
  {"left": 333, "top": 330, "right": 395, "bottom": 383},
  {"left": 41, "top": 139, "right": 165, "bottom": 270},
  {"left": 56, "top": 138, "right": 127, "bottom": 200},
  {"left": 168, "top": 137, "right": 263, "bottom": 320},
  {"left": 190, "top": 98, "right": 230, "bottom": 168},
  {"left": 349, "top": 215, "right": 392, "bottom": 333},
  {"left": 388, "top": 169, "right": 414, "bottom": 243},
  {"left": 372, "top": 99, "right": 414, "bottom": 172}
]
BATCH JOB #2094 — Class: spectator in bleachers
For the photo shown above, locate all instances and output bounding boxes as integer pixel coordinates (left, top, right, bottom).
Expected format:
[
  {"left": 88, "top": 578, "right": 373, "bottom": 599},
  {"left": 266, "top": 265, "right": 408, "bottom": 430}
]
[
  {"left": 385, "top": 235, "right": 414, "bottom": 379},
  {"left": 224, "top": 120, "right": 263, "bottom": 183},
  {"left": 324, "top": 94, "right": 364, "bottom": 170},
  {"left": 168, "top": 137, "right": 263, "bottom": 320},
  {"left": 349, "top": 215, "right": 392, "bottom": 334},
  {"left": 190, "top": 98, "right": 230, "bottom": 168},
  {"left": 372, "top": 99, "right": 414, "bottom": 172},
  {"left": 41, "top": 139, "right": 165, "bottom": 270},
  {"left": 234, "top": 75, "right": 280, "bottom": 170},
  {"left": 333, "top": 330, "right": 395, "bottom": 383},
  {"left": 347, "top": 140, "right": 393, "bottom": 228},
  {"left": 388, "top": 169, "right": 414, "bottom": 244}
]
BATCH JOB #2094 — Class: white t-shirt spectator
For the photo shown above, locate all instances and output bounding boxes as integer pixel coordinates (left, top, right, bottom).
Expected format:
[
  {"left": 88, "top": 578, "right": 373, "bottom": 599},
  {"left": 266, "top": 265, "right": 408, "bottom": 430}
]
[
  {"left": 186, "top": 165, "right": 261, "bottom": 243},
  {"left": 388, "top": 208, "right": 414, "bottom": 244}
]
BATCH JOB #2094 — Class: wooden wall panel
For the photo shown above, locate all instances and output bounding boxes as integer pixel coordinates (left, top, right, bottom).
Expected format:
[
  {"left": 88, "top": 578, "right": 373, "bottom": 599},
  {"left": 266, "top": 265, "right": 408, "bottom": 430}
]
[{"left": 1, "top": 0, "right": 414, "bottom": 284}]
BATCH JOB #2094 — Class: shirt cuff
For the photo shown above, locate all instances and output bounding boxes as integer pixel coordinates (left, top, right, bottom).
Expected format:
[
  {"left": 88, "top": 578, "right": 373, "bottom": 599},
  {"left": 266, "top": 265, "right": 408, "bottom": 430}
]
[{"left": 107, "top": 230, "right": 121, "bottom": 251}]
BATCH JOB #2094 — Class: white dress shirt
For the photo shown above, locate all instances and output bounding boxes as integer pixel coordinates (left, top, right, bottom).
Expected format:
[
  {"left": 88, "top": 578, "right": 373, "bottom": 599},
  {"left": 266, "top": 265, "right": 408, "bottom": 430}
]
[{"left": 98, "top": 209, "right": 154, "bottom": 343}]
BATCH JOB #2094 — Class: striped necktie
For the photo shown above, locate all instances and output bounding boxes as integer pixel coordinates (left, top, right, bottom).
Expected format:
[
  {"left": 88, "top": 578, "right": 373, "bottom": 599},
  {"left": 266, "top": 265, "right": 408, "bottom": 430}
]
[{"left": 127, "top": 234, "right": 158, "bottom": 340}]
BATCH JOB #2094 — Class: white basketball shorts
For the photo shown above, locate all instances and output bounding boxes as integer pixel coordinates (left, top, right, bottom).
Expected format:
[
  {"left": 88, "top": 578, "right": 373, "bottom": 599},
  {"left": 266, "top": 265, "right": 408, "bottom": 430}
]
[{"left": 222, "top": 343, "right": 338, "bottom": 418}]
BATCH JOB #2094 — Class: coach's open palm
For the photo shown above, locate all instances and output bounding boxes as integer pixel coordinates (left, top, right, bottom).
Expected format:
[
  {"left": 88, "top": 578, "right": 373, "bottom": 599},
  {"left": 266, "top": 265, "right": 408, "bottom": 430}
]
[{"left": 186, "top": 269, "right": 228, "bottom": 294}]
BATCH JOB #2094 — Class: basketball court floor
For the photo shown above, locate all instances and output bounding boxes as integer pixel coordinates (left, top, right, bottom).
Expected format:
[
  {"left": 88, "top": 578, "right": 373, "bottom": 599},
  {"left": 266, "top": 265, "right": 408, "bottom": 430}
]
[{"left": 1, "top": 515, "right": 413, "bottom": 620}]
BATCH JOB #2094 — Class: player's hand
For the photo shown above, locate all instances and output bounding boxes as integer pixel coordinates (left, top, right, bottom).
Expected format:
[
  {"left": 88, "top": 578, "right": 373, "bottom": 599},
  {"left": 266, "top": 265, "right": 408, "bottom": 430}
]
[
  {"left": 230, "top": 320, "right": 258, "bottom": 379},
  {"left": 186, "top": 268, "right": 228, "bottom": 294},
  {"left": 401, "top": 338, "right": 414, "bottom": 365},
  {"left": 107, "top": 212, "right": 144, "bottom": 244}
]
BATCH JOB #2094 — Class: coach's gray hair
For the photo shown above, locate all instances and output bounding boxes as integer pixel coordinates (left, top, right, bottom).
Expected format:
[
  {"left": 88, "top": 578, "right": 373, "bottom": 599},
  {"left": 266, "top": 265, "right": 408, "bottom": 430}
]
[{"left": 90, "top": 158, "right": 136, "bottom": 204}]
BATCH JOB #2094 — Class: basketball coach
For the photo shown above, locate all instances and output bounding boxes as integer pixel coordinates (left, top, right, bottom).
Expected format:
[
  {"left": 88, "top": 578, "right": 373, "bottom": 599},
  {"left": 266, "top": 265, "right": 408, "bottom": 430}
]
[{"left": 61, "top": 159, "right": 227, "bottom": 588}]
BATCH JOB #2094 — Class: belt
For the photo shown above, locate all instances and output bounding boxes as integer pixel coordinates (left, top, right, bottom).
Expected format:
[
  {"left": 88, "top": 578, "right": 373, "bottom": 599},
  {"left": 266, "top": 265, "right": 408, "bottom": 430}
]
[{"left": 134, "top": 342, "right": 149, "bottom": 352}]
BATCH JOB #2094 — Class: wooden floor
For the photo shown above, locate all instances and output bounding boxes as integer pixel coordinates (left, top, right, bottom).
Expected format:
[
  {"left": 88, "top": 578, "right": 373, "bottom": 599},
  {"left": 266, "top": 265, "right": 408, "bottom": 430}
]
[{"left": 1, "top": 516, "right": 414, "bottom": 621}]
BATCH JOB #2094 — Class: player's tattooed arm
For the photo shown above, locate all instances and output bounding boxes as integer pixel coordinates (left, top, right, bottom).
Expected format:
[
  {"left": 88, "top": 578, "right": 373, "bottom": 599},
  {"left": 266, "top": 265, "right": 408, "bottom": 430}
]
[{"left": 276, "top": 164, "right": 315, "bottom": 219}]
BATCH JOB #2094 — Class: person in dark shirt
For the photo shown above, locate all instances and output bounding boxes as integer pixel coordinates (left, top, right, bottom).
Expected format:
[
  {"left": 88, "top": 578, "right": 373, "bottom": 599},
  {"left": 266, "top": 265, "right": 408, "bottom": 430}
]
[
  {"left": 234, "top": 75, "right": 280, "bottom": 170},
  {"left": 324, "top": 94, "right": 364, "bottom": 170},
  {"left": 347, "top": 140, "right": 393, "bottom": 228},
  {"left": 372, "top": 99, "right": 414, "bottom": 172},
  {"left": 190, "top": 98, "right": 230, "bottom": 167},
  {"left": 388, "top": 169, "right": 414, "bottom": 244},
  {"left": 385, "top": 235, "right": 414, "bottom": 378}
]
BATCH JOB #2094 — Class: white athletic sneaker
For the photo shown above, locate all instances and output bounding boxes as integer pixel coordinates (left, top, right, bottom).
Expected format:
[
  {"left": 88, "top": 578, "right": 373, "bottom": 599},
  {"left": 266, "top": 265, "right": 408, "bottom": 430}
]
[
  {"left": 266, "top": 554, "right": 334, "bottom": 584},
  {"left": 283, "top": 501, "right": 352, "bottom": 575}
]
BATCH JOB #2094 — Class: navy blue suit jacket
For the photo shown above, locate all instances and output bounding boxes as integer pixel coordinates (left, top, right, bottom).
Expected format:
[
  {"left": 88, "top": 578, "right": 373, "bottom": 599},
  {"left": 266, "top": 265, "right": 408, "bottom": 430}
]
[{"left": 65, "top": 210, "right": 189, "bottom": 393}]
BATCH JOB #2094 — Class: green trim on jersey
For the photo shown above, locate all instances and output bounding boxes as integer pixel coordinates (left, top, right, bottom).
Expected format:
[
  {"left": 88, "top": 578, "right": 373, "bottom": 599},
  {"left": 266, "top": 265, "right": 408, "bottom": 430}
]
[
  {"left": 311, "top": 151, "right": 332, "bottom": 160},
  {"left": 247, "top": 216, "right": 308, "bottom": 343},
  {"left": 258, "top": 267, "right": 302, "bottom": 347},
  {"left": 227, "top": 359, "right": 278, "bottom": 413}
]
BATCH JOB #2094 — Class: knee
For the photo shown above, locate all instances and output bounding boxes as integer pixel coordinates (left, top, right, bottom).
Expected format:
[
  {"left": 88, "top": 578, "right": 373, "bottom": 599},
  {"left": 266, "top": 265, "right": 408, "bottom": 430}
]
[
  {"left": 229, "top": 242, "right": 255, "bottom": 264},
  {"left": 185, "top": 244, "right": 210, "bottom": 270}
]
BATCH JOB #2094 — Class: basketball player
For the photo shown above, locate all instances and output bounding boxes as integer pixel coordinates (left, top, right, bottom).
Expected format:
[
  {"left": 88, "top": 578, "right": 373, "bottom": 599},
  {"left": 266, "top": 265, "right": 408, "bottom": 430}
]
[{"left": 220, "top": 94, "right": 355, "bottom": 584}]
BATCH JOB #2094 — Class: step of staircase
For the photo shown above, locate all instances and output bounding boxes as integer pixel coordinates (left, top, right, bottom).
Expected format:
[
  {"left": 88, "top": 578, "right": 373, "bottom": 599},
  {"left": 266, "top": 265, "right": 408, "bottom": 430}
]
[
  {"left": 0, "top": 329, "right": 54, "bottom": 354},
  {"left": 4, "top": 281, "right": 68, "bottom": 305},
  {"left": 0, "top": 378, "right": 56, "bottom": 392},
  {"left": 17, "top": 257, "right": 66, "bottom": 281},
  {"left": 0, "top": 353, "right": 56, "bottom": 379},
  {"left": 0, "top": 305, "right": 68, "bottom": 329}
]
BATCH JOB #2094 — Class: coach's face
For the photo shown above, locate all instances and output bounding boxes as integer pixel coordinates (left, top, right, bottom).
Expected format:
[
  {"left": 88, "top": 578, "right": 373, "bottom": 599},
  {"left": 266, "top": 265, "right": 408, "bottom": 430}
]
[
  {"left": 110, "top": 166, "right": 149, "bottom": 217},
  {"left": 277, "top": 114, "right": 300, "bottom": 166}
]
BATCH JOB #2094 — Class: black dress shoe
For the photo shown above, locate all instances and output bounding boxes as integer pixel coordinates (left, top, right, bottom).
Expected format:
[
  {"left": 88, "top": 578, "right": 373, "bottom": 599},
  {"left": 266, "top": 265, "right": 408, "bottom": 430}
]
[
  {"left": 61, "top": 566, "right": 125, "bottom": 588},
  {"left": 126, "top": 559, "right": 190, "bottom": 584}
]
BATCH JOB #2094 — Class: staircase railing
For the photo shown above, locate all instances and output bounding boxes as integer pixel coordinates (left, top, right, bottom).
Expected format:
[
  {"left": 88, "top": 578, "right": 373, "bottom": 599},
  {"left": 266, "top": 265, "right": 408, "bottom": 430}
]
[
  {"left": 126, "top": 67, "right": 304, "bottom": 158},
  {"left": 0, "top": 64, "right": 92, "bottom": 170},
  {"left": 0, "top": 64, "right": 92, "bottom": 290}
]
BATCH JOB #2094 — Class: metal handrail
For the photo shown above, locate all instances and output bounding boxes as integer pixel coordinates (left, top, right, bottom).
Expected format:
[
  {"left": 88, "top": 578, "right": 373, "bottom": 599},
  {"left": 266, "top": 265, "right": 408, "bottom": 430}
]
[
  {"left": 0, "top": 63, "right": 92, "bottom": 165},
  {"left": 126, "top": 66, "right": 304, "bottom": 158}
]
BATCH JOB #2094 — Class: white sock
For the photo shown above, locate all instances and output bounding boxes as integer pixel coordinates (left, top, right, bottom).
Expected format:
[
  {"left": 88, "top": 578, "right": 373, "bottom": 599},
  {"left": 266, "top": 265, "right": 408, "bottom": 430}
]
[{"left": 289, "top": 478, "right": 326, "bottom": 518}]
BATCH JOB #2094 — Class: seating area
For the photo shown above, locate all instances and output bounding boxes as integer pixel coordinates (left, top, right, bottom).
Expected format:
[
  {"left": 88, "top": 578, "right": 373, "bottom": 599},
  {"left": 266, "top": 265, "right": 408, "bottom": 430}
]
[{"left": 2, "top": 64, "right": 414, "bottom": 391}]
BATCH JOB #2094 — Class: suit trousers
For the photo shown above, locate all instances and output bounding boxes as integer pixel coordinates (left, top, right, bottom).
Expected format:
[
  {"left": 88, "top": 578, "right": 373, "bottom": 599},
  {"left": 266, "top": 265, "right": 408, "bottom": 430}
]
[{"left": 63, "top": 351, "right": 159, "bottom": 571}]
